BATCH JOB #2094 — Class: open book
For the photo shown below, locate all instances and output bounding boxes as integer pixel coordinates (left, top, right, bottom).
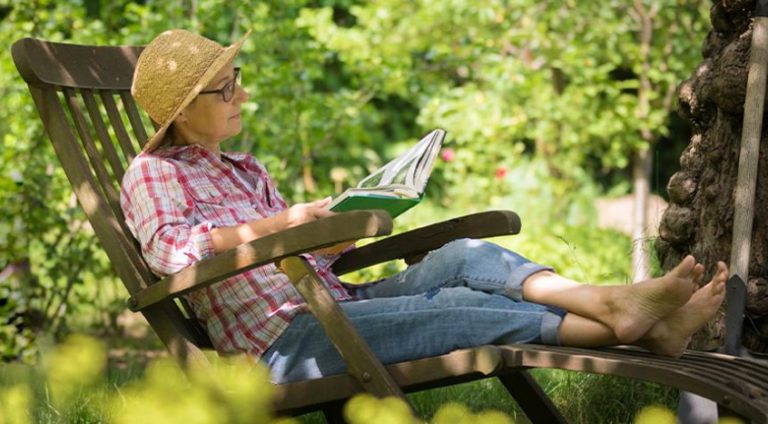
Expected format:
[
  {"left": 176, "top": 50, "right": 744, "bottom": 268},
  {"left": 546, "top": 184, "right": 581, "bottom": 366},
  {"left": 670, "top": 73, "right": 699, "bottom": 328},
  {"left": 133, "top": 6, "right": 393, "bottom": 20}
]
[{"left": 328, "top": 128, "right": 446, "bottom": 218}]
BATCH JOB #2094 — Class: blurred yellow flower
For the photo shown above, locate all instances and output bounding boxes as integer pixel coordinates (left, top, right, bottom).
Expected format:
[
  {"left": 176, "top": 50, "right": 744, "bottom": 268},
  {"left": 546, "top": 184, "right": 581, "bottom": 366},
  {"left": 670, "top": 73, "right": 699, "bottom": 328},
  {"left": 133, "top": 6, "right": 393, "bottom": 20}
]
[
  {"left": 43, "top": 334, "right": 106, "bottom": 409},
  {"left": 0, "top": 385, "right": 32, "bottom": 424},
  {"left": 344, "top": 394, "right": 418, "bottom": 424},
  {"left": 634, "top": 405, "right": 675, "bottom": 424}
]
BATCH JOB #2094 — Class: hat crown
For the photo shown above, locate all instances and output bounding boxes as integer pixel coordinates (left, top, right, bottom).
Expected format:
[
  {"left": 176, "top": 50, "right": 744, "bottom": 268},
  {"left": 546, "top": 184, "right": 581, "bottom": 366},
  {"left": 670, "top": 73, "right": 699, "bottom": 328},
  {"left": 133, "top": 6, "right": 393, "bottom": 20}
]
[{"left": 132, "top": 29, "right": 225, "bottom": 125}]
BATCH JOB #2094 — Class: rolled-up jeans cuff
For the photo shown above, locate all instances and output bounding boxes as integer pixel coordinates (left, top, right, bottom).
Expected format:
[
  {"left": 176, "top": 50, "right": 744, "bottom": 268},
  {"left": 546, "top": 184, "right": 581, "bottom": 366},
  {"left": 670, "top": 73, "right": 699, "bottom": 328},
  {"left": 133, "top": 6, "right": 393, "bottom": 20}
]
[
  {"left": 540, "top": 311, "right": 564, "bottom": 345},
  {"left": 504, "top": 263, "right": 554, "bottom": 300}
]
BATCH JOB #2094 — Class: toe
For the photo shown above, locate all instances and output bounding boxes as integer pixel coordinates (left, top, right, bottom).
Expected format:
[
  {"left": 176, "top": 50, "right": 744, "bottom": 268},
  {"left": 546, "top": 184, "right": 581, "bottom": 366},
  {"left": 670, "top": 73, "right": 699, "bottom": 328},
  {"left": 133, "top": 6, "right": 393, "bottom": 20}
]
[
  {"left": 671, "top": 255, "right": 695, "bottom": 277},
  {"left": 692, "top": 264, "right": 705, "bottom": 285}
]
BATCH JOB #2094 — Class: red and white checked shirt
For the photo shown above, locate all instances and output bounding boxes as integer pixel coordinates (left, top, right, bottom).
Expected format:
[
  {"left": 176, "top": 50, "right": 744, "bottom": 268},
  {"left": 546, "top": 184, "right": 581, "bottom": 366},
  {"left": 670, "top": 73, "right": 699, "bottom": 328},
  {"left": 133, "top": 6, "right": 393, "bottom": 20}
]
[{"left": 120, "top": 144, "right": 352, "bottom": 358}]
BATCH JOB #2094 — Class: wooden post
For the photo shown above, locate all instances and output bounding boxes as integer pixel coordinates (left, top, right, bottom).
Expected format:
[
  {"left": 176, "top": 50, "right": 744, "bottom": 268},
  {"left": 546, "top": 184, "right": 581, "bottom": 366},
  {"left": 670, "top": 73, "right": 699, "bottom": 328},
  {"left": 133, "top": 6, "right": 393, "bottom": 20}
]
[
  {"left": 279, "top": 256, "right": 413, "bottom": 411},
  {"left": 726, "top": 0, "right": 768, "bottom": 355}
]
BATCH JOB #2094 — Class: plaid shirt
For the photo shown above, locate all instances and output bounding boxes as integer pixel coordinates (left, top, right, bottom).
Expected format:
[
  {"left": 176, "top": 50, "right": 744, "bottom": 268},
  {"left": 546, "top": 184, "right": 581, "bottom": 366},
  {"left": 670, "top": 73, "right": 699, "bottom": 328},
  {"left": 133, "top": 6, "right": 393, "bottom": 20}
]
[{"left": 120, "top": 144, "right": 352, "bottom": 358}]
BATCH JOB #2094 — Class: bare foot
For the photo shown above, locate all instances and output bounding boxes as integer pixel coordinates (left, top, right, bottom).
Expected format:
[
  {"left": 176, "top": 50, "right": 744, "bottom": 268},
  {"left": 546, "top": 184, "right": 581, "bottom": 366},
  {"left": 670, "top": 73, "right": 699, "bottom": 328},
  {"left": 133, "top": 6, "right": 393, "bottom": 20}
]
[
  {"left": 609, "top": 256, "right": 698, "bottom": 344},
  {"left": 639, "top": 261, "right": 728, "bottom": 357}
]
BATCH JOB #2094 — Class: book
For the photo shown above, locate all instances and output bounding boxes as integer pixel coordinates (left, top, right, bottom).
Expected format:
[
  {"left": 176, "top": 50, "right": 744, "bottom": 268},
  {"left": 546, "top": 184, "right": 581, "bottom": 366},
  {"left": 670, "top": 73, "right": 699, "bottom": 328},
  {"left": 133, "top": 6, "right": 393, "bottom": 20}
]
[{"left": 328, "top": 128, "right": 446, "bottom": 218}]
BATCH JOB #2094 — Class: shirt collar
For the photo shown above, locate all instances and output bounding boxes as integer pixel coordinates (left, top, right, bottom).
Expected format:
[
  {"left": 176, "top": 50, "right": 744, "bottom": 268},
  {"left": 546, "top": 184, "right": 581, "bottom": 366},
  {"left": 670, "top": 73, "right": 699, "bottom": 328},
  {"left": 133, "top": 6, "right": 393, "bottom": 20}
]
[{"left": 151, "top": 143, "right": 248, "bottom": 165}]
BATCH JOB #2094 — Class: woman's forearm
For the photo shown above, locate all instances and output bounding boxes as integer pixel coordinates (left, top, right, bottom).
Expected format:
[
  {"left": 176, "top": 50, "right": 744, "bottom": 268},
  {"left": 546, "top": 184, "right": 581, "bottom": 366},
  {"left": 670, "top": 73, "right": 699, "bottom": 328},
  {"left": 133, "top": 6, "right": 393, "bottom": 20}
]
[{"left": 209, "top": 198, "right": 334, "bottom": 253}]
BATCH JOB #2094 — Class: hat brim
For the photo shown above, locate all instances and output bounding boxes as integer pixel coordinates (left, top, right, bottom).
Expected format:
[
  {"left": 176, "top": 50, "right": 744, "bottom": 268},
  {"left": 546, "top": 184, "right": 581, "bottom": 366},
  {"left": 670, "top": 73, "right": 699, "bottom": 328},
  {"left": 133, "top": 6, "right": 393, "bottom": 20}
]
[{"left": 141, "top": 30, "right": 251, "bottom": 153}]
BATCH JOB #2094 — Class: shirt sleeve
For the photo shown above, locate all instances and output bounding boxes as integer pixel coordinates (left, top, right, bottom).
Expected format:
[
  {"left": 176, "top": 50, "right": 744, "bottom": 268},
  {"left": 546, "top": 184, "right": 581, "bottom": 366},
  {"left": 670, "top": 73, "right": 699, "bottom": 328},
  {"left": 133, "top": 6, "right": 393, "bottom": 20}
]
[{"left": 120, "top": 155, "right": 216, "bottom": 276}]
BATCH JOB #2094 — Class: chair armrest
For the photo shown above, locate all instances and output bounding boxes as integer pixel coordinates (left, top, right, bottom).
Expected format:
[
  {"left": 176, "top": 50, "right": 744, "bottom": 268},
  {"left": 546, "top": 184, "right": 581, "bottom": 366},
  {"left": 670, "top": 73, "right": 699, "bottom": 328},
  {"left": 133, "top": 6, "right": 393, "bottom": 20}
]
[
  {"left": 332, "top": 210, "right": 520, "bottom": 275},
  {"left": 127, "top": 210, "right": 392, "bottom": 311}
]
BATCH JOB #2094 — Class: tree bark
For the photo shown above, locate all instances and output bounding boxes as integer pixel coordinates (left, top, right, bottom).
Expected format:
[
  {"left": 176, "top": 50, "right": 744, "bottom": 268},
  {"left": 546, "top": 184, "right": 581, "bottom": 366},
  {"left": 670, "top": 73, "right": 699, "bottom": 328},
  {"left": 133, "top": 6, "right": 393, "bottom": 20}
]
[{"left": 656, "top": 0, "right": 768, "bottom": 353}]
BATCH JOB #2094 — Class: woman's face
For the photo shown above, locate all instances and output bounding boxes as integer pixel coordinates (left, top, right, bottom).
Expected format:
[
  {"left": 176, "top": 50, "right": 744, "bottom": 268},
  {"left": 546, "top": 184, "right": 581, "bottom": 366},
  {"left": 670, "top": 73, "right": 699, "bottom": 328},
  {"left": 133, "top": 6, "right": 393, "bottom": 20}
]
[{"left": 174, "top": 63, "right": 248, "bottom": 149}]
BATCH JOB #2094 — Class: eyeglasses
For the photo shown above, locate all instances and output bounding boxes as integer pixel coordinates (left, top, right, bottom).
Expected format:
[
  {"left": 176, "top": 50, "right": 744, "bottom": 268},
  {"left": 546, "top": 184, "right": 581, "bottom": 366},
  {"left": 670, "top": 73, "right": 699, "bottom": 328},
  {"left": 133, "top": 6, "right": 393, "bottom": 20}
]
[{"left": 199, "top": 67, "right": 241, "bottom": 102}]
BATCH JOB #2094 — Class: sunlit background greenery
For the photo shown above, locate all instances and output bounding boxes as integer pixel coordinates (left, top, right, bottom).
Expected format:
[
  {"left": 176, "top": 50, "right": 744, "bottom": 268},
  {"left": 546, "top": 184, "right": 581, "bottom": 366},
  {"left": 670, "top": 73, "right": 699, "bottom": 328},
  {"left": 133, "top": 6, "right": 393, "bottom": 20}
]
[{"left": 0, "top": 0, "right": 715, "bottom": 422}]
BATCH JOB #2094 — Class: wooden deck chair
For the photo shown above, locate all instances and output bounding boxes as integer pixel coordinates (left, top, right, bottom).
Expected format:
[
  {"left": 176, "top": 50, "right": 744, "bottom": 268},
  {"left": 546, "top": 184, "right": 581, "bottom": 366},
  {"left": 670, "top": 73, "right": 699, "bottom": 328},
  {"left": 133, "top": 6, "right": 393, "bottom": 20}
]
[{"left": 12, "top": 37, "right": 768, "bottom": 424}]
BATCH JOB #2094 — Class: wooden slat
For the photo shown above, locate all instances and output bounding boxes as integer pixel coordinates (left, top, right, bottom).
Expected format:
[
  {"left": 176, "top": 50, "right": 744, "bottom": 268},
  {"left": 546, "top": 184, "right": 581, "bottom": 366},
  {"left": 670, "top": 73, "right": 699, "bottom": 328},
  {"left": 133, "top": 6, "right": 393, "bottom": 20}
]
[
  {"left": 274, "top": 346, "right": 502, "bottom": 415},
  {"left": 101, "top": 91, "right": 138, "bottom": 162},
  {"left": 62, "top": 87, "right": 123, "bottom": 217},
  {"left": 120, "top": 91, "right": 148, "bottom": 147},
  {"left": 11, "top": 37, "right": 140, "bottom": 89},
  {"left": 81, "top": 89, "right": 126, "bottom": 183}
]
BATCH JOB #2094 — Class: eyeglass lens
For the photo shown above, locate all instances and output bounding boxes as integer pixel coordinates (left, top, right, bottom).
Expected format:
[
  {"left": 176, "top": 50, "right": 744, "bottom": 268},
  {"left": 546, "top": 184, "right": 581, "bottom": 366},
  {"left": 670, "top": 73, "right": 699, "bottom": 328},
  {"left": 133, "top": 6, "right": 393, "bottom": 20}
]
[{"left": 224, "top": 68, "right": 241, "bottom": 102}]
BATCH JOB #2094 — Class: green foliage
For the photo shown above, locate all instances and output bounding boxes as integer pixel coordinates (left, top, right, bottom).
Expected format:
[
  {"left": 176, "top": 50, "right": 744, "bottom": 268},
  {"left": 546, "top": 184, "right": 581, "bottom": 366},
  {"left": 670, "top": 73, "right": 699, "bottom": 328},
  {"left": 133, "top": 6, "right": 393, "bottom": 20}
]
[
  {"left": 0, "top": 277, "right": 35, "bottom": 363},
  {"left": 300, "top": 0, "right": 709, "bottom": 184},
  {"left": 0, "top": 334, "right": 291, "bottom": 423}
]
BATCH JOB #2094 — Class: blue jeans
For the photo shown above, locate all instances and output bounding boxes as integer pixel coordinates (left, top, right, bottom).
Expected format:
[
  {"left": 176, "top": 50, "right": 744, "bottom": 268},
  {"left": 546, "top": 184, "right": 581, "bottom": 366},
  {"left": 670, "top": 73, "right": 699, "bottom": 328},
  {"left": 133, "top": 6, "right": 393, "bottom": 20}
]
[{"left": 262, "top": 238, "right": 565, "bottom": 383}]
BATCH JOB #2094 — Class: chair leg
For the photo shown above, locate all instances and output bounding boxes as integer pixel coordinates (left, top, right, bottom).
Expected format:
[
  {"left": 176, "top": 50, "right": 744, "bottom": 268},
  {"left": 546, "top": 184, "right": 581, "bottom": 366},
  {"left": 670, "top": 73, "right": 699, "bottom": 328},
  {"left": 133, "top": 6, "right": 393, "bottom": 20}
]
[
  {"left": 497, "top": 370, "right": 568, "bottom": 424},
  {"left": 280, "top": 257, "right": 409, "bottom": 402}
]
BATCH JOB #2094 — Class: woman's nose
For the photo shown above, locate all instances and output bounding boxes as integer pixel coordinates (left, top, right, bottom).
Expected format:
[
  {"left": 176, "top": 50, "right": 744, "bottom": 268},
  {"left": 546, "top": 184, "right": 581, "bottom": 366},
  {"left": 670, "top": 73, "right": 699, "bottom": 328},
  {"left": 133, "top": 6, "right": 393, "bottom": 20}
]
[{"left": 234, "top": 84, "right": 249, "bottom": 104}]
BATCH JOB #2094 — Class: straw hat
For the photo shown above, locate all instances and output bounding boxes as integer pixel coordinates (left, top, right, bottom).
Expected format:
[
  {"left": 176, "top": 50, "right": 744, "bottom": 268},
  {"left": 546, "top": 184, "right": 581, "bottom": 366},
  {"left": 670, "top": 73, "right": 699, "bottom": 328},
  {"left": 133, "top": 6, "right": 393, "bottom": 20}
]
[{"left": 132, "top": 29, "right": 250, "bottom": 152}]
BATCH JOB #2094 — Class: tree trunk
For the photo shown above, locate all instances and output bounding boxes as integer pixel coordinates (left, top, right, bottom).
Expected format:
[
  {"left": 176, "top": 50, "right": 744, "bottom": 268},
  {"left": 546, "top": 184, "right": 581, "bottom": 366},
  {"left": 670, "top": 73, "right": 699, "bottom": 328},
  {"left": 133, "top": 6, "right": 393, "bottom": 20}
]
[
  {"left": 632, "top": 147, "right": 652, "bottom": 282},
  {"left": 656, "top": 0, "right": 768, "bottom": 353}
]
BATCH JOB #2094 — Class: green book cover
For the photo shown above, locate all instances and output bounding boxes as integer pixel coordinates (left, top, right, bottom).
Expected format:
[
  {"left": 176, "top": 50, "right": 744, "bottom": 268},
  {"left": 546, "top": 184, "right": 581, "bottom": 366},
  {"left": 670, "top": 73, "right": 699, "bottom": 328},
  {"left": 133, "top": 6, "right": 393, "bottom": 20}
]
[{"left": 329, "top": 193, "right": 421, "bottom": 218}]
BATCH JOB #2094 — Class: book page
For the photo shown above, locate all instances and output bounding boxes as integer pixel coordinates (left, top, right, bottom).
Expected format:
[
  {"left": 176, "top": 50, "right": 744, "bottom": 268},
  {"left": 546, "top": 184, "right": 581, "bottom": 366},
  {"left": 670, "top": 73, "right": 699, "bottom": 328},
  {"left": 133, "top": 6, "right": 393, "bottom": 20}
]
[
  {"left": 357, "top": 130, "right": 439, "bottom": 189},
  {"left": 412, "top": 130, "right": 444, "bottom": 192}
]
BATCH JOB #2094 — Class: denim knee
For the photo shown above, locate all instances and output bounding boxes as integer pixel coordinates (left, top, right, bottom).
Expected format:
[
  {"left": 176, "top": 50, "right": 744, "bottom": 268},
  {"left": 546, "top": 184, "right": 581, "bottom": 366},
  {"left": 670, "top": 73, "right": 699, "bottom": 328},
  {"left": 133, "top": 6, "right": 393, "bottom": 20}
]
[
  {"left": 349, "top": 238, "right": 554, "bottom": 301},
  {"left": 422, "top": 238, "right": 474, "bottom": 273},
  {"left": 426, "top": 238, "right": 511, "bottom": 274},
  {"left": 430, "top": 238, "right": 554, "bottom": 300}
]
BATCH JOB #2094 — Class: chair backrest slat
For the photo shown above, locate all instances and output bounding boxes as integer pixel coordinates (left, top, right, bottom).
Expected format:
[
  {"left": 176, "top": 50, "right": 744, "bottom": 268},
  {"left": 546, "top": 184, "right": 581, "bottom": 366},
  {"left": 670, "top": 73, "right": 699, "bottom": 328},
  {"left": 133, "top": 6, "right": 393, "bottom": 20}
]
[
  {"left": 62, "top": 87, "right": 123, "bottom": 219},
  {"left": 120, "top": 92, "right": 149, "bottom": 148},
  {"left": 101, "top": 91, "right": 138, "bottom": 163},
  {"left": 12, "top": 37, "right": 215, "bottom": 355},
  {"left": 81, "top": 89, "right": 126, "bottom": 183}
]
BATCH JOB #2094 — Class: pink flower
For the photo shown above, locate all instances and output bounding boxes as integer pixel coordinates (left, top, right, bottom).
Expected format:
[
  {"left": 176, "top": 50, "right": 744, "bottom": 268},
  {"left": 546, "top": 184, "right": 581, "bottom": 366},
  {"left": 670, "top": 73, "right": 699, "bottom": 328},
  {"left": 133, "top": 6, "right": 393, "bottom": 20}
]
[
  {"left": 441, "top": 148, "right": 455, "bottom": 162},
  {"left": 494, "top": 166, "right": 507, "bottom": 180}
]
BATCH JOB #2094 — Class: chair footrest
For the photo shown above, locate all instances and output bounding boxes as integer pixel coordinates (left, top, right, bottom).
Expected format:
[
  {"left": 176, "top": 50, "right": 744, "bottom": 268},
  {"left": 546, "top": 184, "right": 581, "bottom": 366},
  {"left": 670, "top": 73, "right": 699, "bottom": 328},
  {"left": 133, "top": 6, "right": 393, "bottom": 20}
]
[{"left": 500, "top": 344, "right": 768, "bottom": 423}]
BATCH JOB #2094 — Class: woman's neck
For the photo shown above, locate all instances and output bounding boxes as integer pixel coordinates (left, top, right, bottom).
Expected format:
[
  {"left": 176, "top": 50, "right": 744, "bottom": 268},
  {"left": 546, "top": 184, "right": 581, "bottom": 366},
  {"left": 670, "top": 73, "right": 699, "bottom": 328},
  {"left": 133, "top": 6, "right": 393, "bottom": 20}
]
[{"left": 171, "top": 128, "right": 221, "bottom": 156}]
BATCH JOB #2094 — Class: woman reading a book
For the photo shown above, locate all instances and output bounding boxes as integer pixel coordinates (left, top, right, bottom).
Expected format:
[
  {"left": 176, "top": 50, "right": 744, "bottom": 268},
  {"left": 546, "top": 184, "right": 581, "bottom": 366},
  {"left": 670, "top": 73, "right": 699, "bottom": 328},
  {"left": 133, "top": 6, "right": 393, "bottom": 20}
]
[{"left": 121, "top": 29, "right": 729, "bottom": 384}]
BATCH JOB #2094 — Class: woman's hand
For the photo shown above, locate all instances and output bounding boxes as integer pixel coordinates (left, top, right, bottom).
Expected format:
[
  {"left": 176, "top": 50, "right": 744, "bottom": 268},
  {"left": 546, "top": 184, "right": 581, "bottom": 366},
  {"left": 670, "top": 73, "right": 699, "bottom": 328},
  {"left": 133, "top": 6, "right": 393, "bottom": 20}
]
[
  {"left": 282, "top": 197, "right": 335, "bottom": 228},
  {"left": 283, "top": 197, "right": 357, "bottom": 256}
]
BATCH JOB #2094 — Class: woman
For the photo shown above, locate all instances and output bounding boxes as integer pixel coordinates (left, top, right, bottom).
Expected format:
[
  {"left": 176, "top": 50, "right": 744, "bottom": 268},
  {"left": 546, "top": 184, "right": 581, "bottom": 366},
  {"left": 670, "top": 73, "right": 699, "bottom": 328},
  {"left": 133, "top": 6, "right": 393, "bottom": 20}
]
[{"left": 121, "top": 29, "right": 728, "bottom": 383}]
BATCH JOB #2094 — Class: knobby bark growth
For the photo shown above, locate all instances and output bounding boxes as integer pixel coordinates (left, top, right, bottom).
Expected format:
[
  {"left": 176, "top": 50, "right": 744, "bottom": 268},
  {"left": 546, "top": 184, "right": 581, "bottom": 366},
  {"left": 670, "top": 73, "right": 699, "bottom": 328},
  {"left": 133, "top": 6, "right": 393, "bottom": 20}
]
[{"left": 657, "top": 0, "right": 768, "bottom": 352}]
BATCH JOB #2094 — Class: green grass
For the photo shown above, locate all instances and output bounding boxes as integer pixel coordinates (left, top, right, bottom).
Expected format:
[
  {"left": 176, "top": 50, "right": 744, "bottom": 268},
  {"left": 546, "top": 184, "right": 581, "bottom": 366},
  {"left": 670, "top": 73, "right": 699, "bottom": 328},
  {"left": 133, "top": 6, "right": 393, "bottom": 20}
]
[{"left": 296, "top": 370, "right": 676, "bottom": 423}]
